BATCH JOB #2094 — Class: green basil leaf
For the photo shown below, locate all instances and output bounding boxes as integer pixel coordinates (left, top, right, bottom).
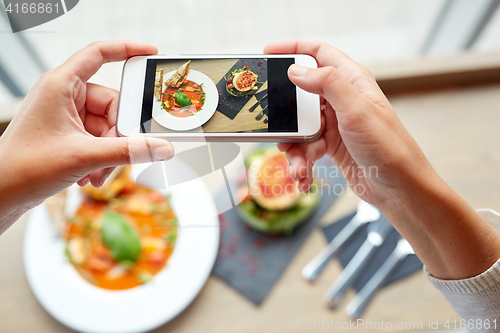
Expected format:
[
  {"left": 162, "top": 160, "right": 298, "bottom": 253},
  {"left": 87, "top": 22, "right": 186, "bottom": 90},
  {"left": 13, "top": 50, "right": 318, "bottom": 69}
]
[
  {"left": 101, "top": 211, "right": 141, "bottom": 262},
  {"left": 174, "top": 91, "right": 192, "bottom": 107}
]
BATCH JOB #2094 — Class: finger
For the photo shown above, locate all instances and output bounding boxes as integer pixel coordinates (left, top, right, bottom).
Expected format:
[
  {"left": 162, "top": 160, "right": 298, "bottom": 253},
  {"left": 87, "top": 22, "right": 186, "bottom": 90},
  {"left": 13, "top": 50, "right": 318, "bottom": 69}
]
[
  {"left": 297, "top": 174, "right": 314, "bottom": 192},
  {"left": 84, "top": 113, "right": 110, "bottom": 137},
  {"left": 288, "top": 65, "right": 368, "bottom": 116},
  {"left": 89, "top": 167, "right": 115, "bottom": 188},
  {"left": 302, "top": 137, "right": 327, "bottom": 163},
  {"left": 285, "top": 148, "right": 309, "bottom": 182},
  {"left": 77, "top": 175, "right": 90, "bottom": 187},
  {"left": 322, "top": 103, "right": 343, "bottom": 157},
  {"left": 105, "top": 126, "right": 118, "bottom": 137},
  {"left": 61, "top": 41, "right": 158, "bottom": 82},
  {"left": 264, "top": 40, "right": 353, "bottom": 69},
  {"left": 80, "top": 136, "right": 175, "bottom": 171},
  {"left": 277, "top": 142, "right": 293, "bottom": 152},
  {"left": 83, "top": 84, "right": 120, "bottom": 133},
  {"left": 85, "top": 83, "right": 119, "bottom": 118},
  {"left": 264, "top": 40, "right": 380, "bottom": 90}
]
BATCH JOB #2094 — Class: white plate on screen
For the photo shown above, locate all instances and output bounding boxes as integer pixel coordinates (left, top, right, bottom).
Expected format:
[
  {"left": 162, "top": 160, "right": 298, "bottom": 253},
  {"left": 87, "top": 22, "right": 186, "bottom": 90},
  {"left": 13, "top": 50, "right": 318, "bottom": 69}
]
[
  {"left": 152, "top": 70, "right": 218, "bottom": 131},
  {"left": 23, "top": 166, "right": 219, "bottom": 333}
]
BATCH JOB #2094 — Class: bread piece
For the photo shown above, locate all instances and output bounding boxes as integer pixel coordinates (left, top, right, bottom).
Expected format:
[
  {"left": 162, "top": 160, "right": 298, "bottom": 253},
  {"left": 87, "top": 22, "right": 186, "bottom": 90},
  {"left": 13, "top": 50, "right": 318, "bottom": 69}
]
[
  {"left": 45, "top": 189, "right": 67, "bottom": 236},
  {"left": 81, "top": 166, "right": 131, "bottom": 201},
  {"left": 154, "top": 69, "right": 163, "bottom": 101},
  {"left": 165, "top": 60, "right": 190, "bottom": 87}
]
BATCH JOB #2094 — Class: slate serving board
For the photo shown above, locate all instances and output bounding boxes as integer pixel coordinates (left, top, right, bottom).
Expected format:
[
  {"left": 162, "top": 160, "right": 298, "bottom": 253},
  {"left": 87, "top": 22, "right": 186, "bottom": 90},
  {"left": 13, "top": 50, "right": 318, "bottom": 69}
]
[
  {"left": 213, "top": 157, "right": 346, "bottom": 305},
  {"left": 216, "top": 58, "right": 268, "bottom": 119}
]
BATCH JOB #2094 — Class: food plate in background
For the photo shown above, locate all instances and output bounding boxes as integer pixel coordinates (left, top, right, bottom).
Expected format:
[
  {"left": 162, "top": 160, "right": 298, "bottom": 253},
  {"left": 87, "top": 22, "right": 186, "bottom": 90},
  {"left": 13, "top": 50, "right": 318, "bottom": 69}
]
[
  {"left": 23, "top": 167, "right": 219, "bottom": 333},
  {"left": 152, "top": 70, "right": 218, "bottom": 131}
]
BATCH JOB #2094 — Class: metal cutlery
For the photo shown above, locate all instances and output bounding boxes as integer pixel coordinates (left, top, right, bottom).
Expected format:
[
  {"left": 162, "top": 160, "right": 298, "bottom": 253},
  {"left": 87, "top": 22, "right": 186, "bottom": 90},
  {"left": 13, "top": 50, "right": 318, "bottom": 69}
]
[
  {"left": 249, "top": 93, "right": 268, "bottom": 112},
  {"left": 324, "top": 218, "right": 393, "bottom": 309},
  {"left": 346, "top": 238, "right": 415, "bottom": 318},
  {"left": 256, "top": 105, "right": 268, "bottom": 121},
  {"left": 302, "top": 201, "right": 381, "bottom": 282}
]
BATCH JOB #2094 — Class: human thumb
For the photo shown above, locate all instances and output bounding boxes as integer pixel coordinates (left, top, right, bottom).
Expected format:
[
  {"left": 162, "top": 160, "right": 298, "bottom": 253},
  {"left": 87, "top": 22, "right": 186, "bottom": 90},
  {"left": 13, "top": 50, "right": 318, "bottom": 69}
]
[
  {"left": 81, "top": 136, "right": 175, "bottom": 170},
  {"left": 287, "top": 64, "right": 367, "bottom": 115}
]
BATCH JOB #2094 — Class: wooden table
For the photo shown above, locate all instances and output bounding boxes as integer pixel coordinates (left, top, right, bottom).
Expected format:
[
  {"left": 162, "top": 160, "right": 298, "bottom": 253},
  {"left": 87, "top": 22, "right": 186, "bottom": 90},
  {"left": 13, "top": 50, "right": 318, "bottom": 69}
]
[
  {"left": 3, "top": 83, "right": 500, "bottom": 332},
  {"left": 152, "top": 59, "right": 268, "bottom": 134}
]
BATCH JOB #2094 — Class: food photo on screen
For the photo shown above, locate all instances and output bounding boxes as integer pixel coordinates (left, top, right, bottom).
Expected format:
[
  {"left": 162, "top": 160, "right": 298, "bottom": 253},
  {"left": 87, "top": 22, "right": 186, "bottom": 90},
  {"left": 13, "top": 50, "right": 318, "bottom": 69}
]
[{"left": 140, "top": 58, "right": 298, "bottom": 134}]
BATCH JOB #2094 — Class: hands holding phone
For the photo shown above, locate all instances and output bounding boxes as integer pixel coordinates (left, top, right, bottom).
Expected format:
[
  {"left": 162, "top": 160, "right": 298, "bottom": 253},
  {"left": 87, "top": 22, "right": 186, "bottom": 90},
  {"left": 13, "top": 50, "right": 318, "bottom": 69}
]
[{"left": 2, "top": 39, "right": 499, "bottom": 281}]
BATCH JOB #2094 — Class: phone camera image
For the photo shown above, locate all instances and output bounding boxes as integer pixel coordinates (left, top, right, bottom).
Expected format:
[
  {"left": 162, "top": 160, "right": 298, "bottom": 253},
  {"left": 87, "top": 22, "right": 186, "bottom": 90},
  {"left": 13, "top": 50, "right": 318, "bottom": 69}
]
[{"left": 140, "top": 58, "right": 298, "bottom": 134}]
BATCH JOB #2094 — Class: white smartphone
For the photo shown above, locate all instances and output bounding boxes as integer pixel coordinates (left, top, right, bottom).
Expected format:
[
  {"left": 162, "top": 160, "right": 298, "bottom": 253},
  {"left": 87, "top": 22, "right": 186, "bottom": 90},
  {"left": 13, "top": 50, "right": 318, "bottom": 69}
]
[{"left": 117, "top": 55, "right": 321, "bottom": 142}]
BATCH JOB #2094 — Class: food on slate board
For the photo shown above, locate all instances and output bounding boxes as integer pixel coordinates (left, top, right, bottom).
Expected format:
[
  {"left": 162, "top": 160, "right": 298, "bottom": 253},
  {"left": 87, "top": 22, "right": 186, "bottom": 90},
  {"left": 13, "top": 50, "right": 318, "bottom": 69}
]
[
  {"left": 236, "top": 148, "right": 320, "bottom": 235},
  {"left": 226, "top": 67, "right": 259, "bottom": 97}
]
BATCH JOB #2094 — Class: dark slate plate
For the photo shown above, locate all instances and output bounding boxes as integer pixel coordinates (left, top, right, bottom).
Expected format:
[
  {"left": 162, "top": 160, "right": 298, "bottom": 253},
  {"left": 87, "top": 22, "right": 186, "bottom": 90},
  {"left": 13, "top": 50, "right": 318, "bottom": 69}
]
[
  {"left": 213, "top": 157, "right": 346, "bottom": 305},
  {"left": 216, "top": 58, "right": 267, "bottom": 119}
]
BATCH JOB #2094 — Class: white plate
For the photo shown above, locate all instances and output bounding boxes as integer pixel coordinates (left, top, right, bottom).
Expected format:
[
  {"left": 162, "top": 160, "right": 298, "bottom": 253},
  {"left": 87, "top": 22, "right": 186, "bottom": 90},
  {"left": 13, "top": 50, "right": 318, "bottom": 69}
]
[
  {"left": 152, "top": 70, "right": 218, "bottom": 131},
  {"left": 23, "top": 171, "right": 219, "bottom": 333}
]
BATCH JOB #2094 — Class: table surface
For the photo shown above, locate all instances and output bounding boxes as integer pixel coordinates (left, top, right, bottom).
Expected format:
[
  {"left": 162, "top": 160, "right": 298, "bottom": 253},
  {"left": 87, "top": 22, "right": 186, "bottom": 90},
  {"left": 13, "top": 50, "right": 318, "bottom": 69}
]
[{"left": 2, "top": 84, "right": 500, "bottom": 333}]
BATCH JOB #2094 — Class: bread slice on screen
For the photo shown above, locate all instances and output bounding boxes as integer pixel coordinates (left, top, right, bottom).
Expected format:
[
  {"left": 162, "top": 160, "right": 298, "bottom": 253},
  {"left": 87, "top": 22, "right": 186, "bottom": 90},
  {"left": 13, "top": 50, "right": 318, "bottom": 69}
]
[
  {"left": 154, "top": 69, "right": 163, "bottom": 101},
  {"left": 165, "top": 60, "right": 190, "bottom": 87}
]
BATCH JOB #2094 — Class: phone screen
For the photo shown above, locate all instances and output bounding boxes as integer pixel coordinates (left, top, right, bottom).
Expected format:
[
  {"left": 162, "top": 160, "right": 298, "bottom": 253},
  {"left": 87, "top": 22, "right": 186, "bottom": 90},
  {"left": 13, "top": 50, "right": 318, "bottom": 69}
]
[{"left": 139, "top": 58, "right": 298, "bottom": 134}]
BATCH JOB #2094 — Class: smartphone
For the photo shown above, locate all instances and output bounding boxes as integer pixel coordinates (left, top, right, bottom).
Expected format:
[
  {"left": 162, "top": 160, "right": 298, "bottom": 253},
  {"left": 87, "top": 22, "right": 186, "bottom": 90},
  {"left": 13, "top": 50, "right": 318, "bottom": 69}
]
[{"left": 117, "top": 55, "right": 321, "bottom": 142}]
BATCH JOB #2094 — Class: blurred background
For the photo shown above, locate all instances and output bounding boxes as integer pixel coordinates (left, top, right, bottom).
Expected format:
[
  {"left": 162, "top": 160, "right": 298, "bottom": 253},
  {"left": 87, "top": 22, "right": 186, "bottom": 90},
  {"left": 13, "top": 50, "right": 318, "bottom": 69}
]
[
  {"left": 1, "top": 0, "right": 500, "bottom": 101},
  {"left": 1, "top": 1, "right": 500, "bottom": 332}
]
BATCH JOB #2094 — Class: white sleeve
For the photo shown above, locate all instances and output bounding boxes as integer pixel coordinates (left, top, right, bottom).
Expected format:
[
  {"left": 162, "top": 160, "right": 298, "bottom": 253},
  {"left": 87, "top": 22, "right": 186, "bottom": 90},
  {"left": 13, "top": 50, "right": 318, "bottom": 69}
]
[{"left": 424, "top": 209, "right": 500, "bottom": 333}]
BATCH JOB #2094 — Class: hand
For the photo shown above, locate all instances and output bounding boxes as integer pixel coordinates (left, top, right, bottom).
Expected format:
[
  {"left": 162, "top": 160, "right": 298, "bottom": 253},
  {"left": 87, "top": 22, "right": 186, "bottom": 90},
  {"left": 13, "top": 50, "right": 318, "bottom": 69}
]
[
  {"left": 264, "top": 40, "right": 436, "bottom": 208},
  {"left": 265, "top": 40, "right": 500, "bottom": 280},
  {"left": 0, "top": 41, "right": 174, "bottom": 232}
]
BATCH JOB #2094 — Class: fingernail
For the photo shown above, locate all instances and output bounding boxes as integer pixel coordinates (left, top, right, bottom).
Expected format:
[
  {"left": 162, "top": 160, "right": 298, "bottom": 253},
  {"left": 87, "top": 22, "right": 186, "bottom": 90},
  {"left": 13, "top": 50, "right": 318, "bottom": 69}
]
[
  {"left": 99, "top": 174, "right": 109, "bottom": 186},
  {"left": 80, "top": 176, "right": 90, "bottom": 186},
  {"left": 289, "top": 64, "right": 308, "bottom": 77},
  {"left": 153, "top": 145, "right": 173, "bottom": 161}
]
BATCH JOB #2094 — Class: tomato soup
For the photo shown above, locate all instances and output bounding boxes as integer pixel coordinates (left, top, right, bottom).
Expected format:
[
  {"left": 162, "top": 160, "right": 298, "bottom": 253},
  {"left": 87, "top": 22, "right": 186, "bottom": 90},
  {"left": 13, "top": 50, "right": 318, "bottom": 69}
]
[
  {"left": 161, "top": 80, "right": 205, "bottom": 118},
  {"left": 65, "top": 182, "right": 177, "bottom": 290}
]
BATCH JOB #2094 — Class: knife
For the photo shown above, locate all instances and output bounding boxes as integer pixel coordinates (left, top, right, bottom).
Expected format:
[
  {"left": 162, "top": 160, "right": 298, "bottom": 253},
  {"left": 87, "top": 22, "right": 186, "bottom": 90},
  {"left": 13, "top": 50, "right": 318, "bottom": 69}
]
[
  {"left": 302, "top": 201, "right": 380, "bottom": 282},
  {"left": 249, "top": 93, "right": 268, "bottom": 112},
  {"left": 346, "top": 238, "right": 415, "bottom": 318},
  {"left": 256, "top": 105, "right": 268, "bottom": 121},
  {"left": 324, "top": 218, "right": 394, "bottom": 309}
]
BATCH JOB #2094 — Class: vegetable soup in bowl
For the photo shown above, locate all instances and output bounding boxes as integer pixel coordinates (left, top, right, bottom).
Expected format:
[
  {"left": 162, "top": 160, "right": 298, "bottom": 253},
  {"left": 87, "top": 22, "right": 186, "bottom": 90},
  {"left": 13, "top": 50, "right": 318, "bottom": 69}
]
[{"left": 66, "top": 170, "right": 178, "bottom": 290}]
